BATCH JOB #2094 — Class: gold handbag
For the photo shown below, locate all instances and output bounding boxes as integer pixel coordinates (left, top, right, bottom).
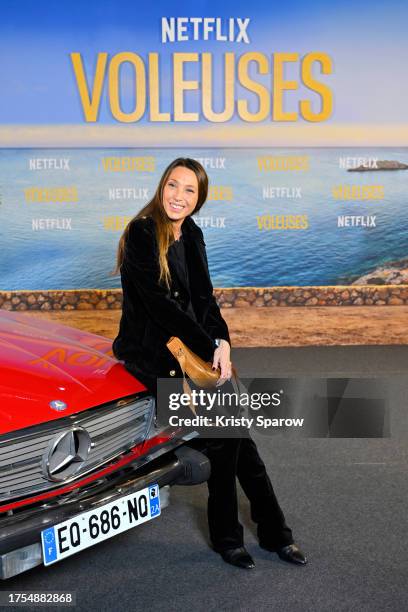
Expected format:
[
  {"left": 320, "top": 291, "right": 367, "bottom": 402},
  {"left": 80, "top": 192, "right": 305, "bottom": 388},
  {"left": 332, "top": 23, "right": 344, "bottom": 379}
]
[
  {"left": 166, "top": 336, "right": 245, "bottom": 419},
  {"left": 166, "top": 336, "right": 221, "bottom": 415},
  {"left": 166, "top": 336, "right": 220, "bottom": 387}
]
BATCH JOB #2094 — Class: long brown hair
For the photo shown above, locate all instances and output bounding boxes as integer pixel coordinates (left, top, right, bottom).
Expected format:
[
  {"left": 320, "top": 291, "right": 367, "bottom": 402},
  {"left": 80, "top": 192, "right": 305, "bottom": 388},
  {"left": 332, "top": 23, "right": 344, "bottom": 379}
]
[{"left": 114, "top": 158, "right": 208, "bottom": 288}]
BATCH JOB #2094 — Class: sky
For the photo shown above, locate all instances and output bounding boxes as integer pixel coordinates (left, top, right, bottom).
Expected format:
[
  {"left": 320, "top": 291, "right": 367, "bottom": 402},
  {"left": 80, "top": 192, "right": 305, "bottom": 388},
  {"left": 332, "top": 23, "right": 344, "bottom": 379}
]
[{"left": 0, "top": 0, "right": 407, "bottom": 144}]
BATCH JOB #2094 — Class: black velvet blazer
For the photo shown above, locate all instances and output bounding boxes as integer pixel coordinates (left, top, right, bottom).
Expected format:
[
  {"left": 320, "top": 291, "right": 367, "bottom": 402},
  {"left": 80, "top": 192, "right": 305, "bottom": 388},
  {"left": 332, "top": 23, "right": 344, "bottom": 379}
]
[{"left": 112, "top": 214, "right": 231, "bottom": 381}]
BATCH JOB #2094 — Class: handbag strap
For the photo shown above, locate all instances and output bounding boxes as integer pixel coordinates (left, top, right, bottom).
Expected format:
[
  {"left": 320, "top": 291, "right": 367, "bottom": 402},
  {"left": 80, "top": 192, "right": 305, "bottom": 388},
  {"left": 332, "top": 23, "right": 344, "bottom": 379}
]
[{"left": 175, "top": 347, "right": 197, "bottom": 416}]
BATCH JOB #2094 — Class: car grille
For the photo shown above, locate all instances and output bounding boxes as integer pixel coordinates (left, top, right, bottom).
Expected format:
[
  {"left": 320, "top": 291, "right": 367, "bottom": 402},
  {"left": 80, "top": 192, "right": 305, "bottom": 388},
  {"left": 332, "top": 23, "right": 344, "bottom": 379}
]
[{"left": 0, "top": 394, "right": 155, "bottom": 502}]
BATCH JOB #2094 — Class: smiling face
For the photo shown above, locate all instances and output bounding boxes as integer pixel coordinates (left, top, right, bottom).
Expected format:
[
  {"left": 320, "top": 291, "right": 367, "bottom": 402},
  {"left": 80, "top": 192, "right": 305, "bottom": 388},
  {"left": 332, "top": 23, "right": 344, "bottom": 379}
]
[{"left": 162, "top": 166, "right": 199, "bottom": 223}]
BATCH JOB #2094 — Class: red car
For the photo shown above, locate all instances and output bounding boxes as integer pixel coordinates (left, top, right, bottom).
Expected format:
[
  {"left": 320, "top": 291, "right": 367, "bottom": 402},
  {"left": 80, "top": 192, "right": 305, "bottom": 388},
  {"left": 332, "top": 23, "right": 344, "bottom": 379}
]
[{"left": 0, "top": 310, "right": 209, "bottom": 579}]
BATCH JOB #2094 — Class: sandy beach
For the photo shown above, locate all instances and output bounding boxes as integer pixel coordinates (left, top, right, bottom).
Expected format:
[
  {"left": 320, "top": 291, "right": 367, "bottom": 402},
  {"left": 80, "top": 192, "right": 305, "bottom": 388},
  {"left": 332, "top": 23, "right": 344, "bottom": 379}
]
[{"left": 25, "top": 305, "right": 408, "bottom": 347}]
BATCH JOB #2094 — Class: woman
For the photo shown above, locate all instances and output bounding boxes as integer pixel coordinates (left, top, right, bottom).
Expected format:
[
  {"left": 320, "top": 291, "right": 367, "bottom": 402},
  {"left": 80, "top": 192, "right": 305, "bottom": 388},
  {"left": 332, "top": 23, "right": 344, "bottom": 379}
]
[{"left": 113, "top": 158, "right": 307, "bottom": 569}]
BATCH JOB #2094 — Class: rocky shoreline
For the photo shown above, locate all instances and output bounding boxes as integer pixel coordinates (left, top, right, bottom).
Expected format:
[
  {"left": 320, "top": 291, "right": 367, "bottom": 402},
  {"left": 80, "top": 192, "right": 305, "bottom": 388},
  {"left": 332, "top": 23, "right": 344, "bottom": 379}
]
[
  {"left": 348, "top": 258, "right": 408, "bottom": 285},
  {"left": 348, "top": 160, "right": 408, "bottom": 172}
]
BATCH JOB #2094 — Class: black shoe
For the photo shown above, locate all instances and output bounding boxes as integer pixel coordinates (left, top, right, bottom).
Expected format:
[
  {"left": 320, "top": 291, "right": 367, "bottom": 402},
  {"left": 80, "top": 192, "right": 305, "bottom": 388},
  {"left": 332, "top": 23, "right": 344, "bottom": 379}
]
[
  {"left": 260, "top": 542, "right": 307, "bottom": 565},
  {"left": 277, "top": 544, "right": 307, "bottom": 565},
  {"left": 220, "top": 547, "right": 255, "bottom": 569}
]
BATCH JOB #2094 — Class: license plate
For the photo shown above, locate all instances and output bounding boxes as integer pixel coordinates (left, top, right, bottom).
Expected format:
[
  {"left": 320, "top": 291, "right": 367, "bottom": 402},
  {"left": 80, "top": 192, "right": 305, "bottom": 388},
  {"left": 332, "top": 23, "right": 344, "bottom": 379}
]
[{"left": 41, "top": 484, "right": 161, "bottom": 566}]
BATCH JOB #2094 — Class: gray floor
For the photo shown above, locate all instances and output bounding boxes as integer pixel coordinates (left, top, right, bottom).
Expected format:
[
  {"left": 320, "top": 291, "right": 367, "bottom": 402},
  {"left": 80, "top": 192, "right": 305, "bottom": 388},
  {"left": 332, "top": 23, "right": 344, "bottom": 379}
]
[
  {"left": 3, "top": 346, "right": 407, "bottom": 612},
  {"left": 235, "top": 344, "right": 408, "bottom": 376}
]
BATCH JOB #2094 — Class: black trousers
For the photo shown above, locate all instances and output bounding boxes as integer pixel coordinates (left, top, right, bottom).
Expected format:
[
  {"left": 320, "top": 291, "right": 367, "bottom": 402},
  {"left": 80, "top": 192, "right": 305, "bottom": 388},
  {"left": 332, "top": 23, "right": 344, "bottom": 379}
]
[
  {"left": 196, "top": 436, "right": 294, "bottom": 552},
  {"left": 124, "top": 362, "right": 294, "bottom": 552}
]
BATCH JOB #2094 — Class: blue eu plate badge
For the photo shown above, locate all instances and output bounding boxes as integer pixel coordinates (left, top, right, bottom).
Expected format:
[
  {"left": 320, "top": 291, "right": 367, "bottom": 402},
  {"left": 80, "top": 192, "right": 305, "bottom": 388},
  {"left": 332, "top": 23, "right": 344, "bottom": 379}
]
[
  {"left": 41, "top": 527, "right": 57, "bottom": 564},
  {"left": 149, "top": 484, "right": 161, "bottom": 517}
]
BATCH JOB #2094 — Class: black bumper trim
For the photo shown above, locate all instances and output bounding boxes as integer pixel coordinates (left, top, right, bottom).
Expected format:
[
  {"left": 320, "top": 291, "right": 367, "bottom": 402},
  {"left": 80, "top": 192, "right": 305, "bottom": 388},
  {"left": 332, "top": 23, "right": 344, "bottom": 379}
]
[{"left": 0, "top": 446, "right": 210, "bottom": 557}]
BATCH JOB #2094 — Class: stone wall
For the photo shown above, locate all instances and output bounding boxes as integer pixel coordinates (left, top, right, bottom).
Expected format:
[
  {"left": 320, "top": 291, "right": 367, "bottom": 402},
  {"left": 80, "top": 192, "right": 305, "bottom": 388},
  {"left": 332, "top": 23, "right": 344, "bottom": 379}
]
[{"left": 1, "top": 286, "right": 407, "bottom": 311}]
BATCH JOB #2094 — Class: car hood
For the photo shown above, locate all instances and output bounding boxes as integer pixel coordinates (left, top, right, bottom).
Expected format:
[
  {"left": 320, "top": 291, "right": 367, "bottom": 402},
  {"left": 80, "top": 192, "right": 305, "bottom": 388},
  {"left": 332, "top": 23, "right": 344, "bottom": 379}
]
[{"left": 0, "top": 311, "right": 146, "bottom": 435}]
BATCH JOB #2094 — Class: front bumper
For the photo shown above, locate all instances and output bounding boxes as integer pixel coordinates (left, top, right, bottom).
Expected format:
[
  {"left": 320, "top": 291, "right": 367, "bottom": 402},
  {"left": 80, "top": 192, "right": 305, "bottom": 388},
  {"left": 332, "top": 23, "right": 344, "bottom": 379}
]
[{"left": 0, "top": 445, "right": 210, "bottom": 579}]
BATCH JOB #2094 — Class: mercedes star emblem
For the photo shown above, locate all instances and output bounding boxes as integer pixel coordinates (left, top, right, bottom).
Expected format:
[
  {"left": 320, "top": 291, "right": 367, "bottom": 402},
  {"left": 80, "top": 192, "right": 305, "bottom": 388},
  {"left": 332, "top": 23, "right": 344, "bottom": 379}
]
[
  {"left": 42, "top": 427, "right": 92, "bottom": 482},
  {"left": 49, "top": 399, "right": 68, "bottom": 412}
]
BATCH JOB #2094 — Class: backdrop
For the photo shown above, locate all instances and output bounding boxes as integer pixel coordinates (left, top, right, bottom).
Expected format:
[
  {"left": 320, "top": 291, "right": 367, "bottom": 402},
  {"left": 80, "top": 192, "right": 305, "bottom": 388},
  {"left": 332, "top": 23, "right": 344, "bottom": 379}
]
[{"left": 1, "top": 0, "right": 407, "bottom": 291}]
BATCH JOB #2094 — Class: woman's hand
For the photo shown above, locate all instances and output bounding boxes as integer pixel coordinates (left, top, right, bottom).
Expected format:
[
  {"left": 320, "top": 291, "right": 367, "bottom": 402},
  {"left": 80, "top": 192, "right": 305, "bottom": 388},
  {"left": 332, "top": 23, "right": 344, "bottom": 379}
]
[{"left": 212, "top": 339, "right": 232, "bottom": 386}]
